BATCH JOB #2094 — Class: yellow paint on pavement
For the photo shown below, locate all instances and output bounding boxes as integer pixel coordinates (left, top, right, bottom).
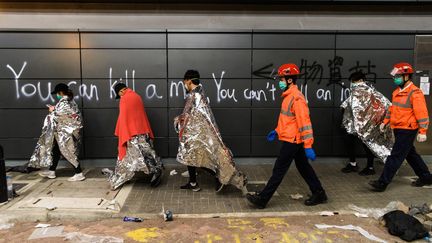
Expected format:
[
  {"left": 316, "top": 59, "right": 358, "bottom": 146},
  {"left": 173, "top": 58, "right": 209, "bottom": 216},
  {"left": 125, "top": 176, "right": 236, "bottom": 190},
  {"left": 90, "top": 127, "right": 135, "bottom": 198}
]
[{"left": 125, "top": 227, "right": 160, "bottom": 243}]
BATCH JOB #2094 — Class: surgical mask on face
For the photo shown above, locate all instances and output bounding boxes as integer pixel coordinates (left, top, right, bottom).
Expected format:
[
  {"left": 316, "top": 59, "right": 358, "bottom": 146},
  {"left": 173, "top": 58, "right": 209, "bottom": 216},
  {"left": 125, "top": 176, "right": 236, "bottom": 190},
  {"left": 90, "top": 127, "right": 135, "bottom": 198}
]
[
  {"left": 393, "top": 76, "right": 404, "bottom": 86},
  {"left": 278, "top": 81, "right": 288, "bottom": 91},
  {"left": 56, "top": 94, "right": 63, "bottom": 100}
]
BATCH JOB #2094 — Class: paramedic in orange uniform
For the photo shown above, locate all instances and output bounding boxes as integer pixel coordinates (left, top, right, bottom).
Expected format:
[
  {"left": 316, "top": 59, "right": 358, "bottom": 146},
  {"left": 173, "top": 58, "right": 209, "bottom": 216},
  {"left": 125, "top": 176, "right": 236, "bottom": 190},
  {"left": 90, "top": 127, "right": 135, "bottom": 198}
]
[
  {"left": 246, "top": 63, "right": 327, "bottom": 209},
  {"left": 369, "top": 62, "right": 432, "bottom": 192}
]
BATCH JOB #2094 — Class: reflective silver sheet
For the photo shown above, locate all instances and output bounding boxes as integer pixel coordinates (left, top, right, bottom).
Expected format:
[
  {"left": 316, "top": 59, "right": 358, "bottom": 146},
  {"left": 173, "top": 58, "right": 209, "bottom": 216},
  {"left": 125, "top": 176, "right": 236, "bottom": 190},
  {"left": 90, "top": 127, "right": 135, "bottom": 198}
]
[
  {"left": 108, "top": 134, "right": 162, "bottom": 190},
  {"left": 174, "top": 85, "right": 247, "bottom": 190},
  {"left": 29, "top": 97, "right": 82, "bottom": 168},
  {"left": 341, "top": 82, "right": 394, "bottom": 162}
]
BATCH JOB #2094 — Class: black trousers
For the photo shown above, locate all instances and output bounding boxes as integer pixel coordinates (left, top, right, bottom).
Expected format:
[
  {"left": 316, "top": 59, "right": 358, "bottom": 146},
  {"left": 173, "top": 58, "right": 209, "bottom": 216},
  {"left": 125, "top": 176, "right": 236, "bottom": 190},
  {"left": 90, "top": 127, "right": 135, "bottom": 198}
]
[
  {"left": 49, "top": 139, "right": 82, "bottom": 174},
  {"left": 346, "top": 134, "right": 375, "bottom": 168},
  {"left": 379, "top": 129, "right": 432, "bottom": 185},
  {"left": 259, "top": 142, "right": 324, "bottom": 203},
  {"left": 187, "top": 166, "right": 216, "bottom": 184}
]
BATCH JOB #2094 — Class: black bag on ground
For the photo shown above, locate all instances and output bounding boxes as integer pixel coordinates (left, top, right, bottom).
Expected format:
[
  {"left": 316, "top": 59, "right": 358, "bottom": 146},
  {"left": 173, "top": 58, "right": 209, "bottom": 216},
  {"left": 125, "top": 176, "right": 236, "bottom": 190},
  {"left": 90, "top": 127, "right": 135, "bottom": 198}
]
[{"left": 383, "top": 210, "right": 429, "bottom": 242}]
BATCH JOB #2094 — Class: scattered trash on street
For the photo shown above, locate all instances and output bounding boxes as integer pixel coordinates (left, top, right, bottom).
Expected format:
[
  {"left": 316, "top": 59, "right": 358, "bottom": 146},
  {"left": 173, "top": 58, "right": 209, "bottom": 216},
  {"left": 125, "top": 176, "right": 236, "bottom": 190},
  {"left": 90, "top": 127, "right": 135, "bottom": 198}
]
[
  {"left": 290, "top": 193, "right": 303, "bottom": 200},
  {"left": 64, "top": 232, "right": 124, "bottom": 243},
  {"left": 315, "top": 224, "right": 387, "bottom": 243},
  {"left": 123, "top": 216, "right": 143, "bottom": 222}
]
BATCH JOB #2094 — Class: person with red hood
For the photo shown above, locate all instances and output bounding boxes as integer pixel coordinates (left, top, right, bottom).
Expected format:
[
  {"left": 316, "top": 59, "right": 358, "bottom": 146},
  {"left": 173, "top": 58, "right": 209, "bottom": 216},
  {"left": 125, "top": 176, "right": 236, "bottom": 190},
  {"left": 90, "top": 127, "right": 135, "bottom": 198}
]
[{"left": 103, "top": 83, "right": 163, "bottom": 190}]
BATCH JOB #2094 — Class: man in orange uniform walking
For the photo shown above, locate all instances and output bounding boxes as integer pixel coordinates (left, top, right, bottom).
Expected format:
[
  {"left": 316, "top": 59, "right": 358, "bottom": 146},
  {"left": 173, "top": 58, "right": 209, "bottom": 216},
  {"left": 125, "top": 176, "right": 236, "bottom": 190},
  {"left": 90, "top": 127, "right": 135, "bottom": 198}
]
[
  {"left": 369, "top": 62, "right": 432, "bottom": 191},
  {"left": 246, "top": 63, "right": 327, "bottom": 209}
]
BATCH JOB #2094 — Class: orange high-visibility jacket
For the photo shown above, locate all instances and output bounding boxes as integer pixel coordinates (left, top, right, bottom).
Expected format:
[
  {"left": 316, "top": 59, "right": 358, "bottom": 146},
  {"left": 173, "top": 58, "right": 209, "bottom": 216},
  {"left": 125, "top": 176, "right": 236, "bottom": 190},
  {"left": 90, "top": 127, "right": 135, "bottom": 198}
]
[
  {"left": 383, "top": 81, "right": 429, "bottom": 134},
  {"left": 275, "top": 85, "right": 314, "bottom": 148}
]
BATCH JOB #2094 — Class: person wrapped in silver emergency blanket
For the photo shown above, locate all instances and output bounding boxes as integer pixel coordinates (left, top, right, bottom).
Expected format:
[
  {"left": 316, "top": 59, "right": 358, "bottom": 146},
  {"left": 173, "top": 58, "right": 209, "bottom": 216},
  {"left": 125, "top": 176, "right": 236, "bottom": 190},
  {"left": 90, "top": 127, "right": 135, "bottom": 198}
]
[
  {"left": 340, "top": 71, "right": 394, "bottom": 175},
  {"left": 29, "top": 83, "right": 85, "bottom": 182},
  {"left": 102, "top": 83, "right": 163, "bottom": 191},
  {"left": 174, "top": 70, "right": 247, "bottom": 193}
]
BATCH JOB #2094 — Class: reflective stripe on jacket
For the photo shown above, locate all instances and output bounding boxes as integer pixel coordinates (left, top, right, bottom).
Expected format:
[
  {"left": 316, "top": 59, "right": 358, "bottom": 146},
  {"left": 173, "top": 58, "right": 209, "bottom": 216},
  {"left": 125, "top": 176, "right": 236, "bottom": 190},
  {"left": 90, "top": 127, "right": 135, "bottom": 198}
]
[
  {"left": 275, "top": 85, "right": 314, "bottom": 148},
  {"left": 383, "top": 81, "right": 429, "bottom": 134}
]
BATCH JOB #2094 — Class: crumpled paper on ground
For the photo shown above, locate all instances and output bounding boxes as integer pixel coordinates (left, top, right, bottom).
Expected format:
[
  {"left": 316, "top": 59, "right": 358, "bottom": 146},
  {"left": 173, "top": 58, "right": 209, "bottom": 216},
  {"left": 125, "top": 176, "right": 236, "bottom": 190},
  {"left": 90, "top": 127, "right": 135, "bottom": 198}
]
[
  {"left": 348, "top": 201, "right": 408, "bottom": 219},
  {"left": 0, "top": 223, "right": 14, "bottom": 230},
  {"left": 64, "top": 232, "right": 124, "bottom": 243},
  {"left": 315, "top": 224, "right": 387, "bottom": 243}
]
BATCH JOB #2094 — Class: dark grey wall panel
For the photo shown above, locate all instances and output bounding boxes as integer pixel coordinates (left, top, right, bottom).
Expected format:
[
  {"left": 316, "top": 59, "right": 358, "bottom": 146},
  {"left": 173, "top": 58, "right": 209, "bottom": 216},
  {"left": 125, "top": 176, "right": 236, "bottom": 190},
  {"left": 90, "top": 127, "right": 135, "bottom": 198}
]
[
  {"left": 336, "top": 34, "right": 415, "bottom": 49},
  {"left": 168, "top": 50, "right": 251, "bottom": 78},
  {"left": 81, "top": 79, "right": 167, "bottom": 108},
  {"left": 168, "top": 33, "right": 251, "bottom": 48},
  {"left": 81, "top": 50, "right": 166, "bottom": 79},
  {"left": 335, "top": 50, "right": 414, "bottom": 79},
  {"left": 222, "top": 137, "right": 250, "bottom": 156},
  {"left": 0, "top": 33, "right": 79, "bottom": 48},
  {"left": 83, "top": 108, "right": 168, "bottom": 138},
  {"left": 253, "top": 34, "right": 335, "bottom": 49},
  {"left": 251, "top": 137, "right": 280, "bottom": 157},
  {"left": 0, "top": 31, "right": 418, "bottom": 159},
  {"left": 0, "top": 138, "right": 38, "bottom": 159},
  {"left": 212, "top": 108, "right": 251, "bottom": 136},
  {"left": 0, "top": 50, "right": 81, "bottom": 79},
  {"left": 310, "top": 108, "right": 333, "bottom": 136},
  {"left": 83, "top": 109, "right": 118, "bottom": 137},
  {"left": 251, "top": 109, "right": 279, "bottom": 136},
  {"left": 81, "top": 33, "right": 166, "bottom": 49},
  {"left": 0, "top": 109, "right": 47, "bottom": 138}
]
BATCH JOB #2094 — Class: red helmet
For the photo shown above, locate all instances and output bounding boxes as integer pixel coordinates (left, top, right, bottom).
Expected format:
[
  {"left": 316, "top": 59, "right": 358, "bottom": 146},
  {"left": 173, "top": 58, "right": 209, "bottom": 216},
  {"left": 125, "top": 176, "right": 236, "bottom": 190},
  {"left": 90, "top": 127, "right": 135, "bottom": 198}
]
[
  {"left": 390, "top": 62, "right": 414, "bottom": 76},
  {"left": 278, "top": 63, "right": 300, "bottom": 76}
]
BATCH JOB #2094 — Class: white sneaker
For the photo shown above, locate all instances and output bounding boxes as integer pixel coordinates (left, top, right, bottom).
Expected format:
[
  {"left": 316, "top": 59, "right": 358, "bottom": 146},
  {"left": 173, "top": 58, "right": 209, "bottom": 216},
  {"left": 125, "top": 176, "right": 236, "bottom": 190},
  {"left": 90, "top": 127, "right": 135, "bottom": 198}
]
[
  {"left": 39, "top": 170, "right": 56, "bottom": 179},
  {"left": 68, "top": 173, "right": 86, "bottom": 182}
]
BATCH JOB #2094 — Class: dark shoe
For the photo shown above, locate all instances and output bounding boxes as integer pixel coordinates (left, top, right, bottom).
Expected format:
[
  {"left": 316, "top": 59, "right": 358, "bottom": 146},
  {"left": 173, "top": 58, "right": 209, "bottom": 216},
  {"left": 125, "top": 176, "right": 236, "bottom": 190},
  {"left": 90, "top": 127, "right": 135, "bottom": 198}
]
[
  {"left": 150, "top": 169, "right": 162, "bottom": 187},
  {"left": 304, "top": 190, "right": 327, "bottom": 206},
  {"left": 341, "top": 164, "right": 358, "bottom": 173},
  {"left": 359, "top": 167, "right": 376, "bottom": 176},
  {"left": 215, "top": 178, "right": 224, "bottom": 192},
  {"left": 411, "top": 177, "right": 432, "bottom": 187},
  {"left": 180, "top": 182, "right": 201, "bottom": 192},
  {"left": 246, "top": 193, "right": 266, "bottom": 209},
  {"left": 368, "top": 180, "right": 387, "bottom": 192}
]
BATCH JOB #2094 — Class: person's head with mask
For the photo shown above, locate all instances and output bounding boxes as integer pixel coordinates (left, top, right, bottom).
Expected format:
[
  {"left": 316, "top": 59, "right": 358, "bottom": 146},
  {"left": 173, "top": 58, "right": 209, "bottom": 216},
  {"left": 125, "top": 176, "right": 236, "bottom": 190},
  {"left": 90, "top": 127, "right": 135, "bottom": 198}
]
[
  {"left": 51, "top": 83, "right": 74, "bottom": 101},
  {"left": 114, "top": 83, "right": 128, "bottom": 99},
  {"left": 276, "top": 63, "right": 300, "bottom": 91},
  {"left": 390, "top": 62, "right": 414, "bottom": 88},
  {"left": 349, "top": 70, "right": 366, "bottom": 85},
  {"left": 183, "top": 69, "right": 201, "bottom": 93}
]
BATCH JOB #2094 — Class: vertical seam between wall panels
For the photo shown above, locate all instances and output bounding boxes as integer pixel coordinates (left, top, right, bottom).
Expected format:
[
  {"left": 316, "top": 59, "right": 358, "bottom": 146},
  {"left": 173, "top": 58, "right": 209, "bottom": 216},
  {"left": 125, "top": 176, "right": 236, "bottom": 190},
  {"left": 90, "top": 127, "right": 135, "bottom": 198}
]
[
  {"left": 78, "top": 29, "right": 86, "bottom": 158},
  {"left": 250, "top": 30, "right": 254, "bottom": 157},
  {"left": 332, "top": 32, "right": 337, "bottom": 156},
  {"left": 166, "top": 30, "right": 170, "bottom": 158}
]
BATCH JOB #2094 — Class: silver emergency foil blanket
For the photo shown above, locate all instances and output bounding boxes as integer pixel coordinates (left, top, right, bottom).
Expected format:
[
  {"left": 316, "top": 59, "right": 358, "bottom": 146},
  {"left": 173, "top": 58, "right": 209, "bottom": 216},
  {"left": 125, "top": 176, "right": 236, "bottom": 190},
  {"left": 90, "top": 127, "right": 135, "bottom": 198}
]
[
  {"left": 29, "top": 97, "right": 82, "bottom": 168},
  {"left": 108, "top": 134, "right": 162, "bottom": 190},
  {"left": 174, "top": 85, "right": 247, "bottom": 190},
  {"left": 341, "top": 82, "right": 394, "bottom": 162}
]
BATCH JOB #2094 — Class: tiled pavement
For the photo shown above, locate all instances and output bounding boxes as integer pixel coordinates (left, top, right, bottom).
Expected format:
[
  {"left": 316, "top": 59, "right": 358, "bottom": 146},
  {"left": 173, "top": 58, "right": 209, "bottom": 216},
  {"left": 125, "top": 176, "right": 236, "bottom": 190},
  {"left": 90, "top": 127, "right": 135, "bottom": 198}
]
[{"left": 120, "top": 160, "right": 432, "bottom": 215}]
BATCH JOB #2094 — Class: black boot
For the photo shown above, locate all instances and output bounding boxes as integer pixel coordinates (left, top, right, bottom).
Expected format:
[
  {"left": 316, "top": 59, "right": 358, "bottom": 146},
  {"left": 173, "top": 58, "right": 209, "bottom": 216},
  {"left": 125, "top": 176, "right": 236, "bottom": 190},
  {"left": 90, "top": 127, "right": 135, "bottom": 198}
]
[
  {"left": 368, "top": 180, "right": 387, "bottom": 192},
  {"left": 411, "top": 177, "right": 432, "bottom": 187},
  {"left": 246, "top": 193, "right": 267, "bottom": 209},
  {"left": 341, "top": 163, "right": 358, "bottom": 173},
  {"left": 304, "top": 190, "right": 327, "bottom": 206}
]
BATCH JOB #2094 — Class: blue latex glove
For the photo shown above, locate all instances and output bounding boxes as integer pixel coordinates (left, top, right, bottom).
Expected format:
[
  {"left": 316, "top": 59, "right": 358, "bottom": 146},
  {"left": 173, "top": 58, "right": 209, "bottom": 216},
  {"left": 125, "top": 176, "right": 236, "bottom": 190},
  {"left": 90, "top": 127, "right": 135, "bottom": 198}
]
[
  {"left": 305, "top": 148, "right": 316, "bottom": 161},
  {"left": 267, "top": 130, "right": 277, "bottom": 142}
]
